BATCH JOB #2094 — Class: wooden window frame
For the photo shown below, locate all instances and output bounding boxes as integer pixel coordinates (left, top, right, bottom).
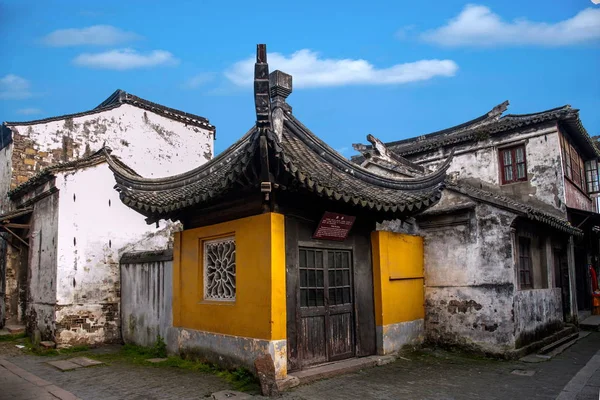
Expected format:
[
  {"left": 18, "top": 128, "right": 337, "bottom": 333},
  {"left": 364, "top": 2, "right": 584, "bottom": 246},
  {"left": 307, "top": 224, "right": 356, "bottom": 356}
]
[
  {"left": 499, "top": 144, "right": 528, "bottom": 184},
  {"left": 561, "top": 134, "right": 589, "bottom": 193},
  {"left": 585, "top": 159, "right": 600, "bottom": 194},
  {"left": 518, "top": 236, "right": 533, "bottom": 290}
]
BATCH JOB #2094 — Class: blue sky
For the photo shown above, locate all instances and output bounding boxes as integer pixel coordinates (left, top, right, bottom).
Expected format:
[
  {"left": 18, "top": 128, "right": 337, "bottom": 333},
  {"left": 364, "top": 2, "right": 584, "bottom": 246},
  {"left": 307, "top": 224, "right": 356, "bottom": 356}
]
[{"left": 1, "top": 0, "right": 599, "bottom": 155}]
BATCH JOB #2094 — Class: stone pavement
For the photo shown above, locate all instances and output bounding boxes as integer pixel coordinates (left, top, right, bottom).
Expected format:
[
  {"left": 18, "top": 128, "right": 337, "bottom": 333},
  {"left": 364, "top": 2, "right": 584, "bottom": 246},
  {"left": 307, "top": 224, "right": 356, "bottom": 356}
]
[
  {"left": 5, "top": 348, "right": 233, "bottom": 400},
  {"left": 0, "top": 333, "right": 598, "bottom": 399},
  {"left": 0, "top": 357, "right": 79, "bottom": 400},
  {"left": 283, "top": 332, "right": 600, "bottom": 400}
]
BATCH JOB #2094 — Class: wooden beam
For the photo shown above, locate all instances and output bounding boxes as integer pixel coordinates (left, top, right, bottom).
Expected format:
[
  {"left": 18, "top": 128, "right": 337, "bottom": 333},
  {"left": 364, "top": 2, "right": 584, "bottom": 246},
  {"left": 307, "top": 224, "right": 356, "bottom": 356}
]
[
  {"left": 0, "top": 225, "right": 29, "bottom": 247},
  {"left": 4, "top": 223, "right": 30, "bottom": 229},
  {"left": 0, "top": 233, "right": 20, "bottom": 250}
]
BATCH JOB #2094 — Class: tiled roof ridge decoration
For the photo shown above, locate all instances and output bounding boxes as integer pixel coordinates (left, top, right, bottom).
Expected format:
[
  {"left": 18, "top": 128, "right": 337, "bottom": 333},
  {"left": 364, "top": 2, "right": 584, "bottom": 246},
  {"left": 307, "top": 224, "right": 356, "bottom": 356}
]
[
  {"left": 381, "top": 103, "right": 599, "bottom": 159},
  {"left": 4, "top": 89, "right": 214, "bottom": 131},
  {"left": 8, "top": 146, "right": 137, "bottom": 199},
  {"left": 445, "top": 179, "right": 583, "bottom": 236},
  {"left": 106, "top": 44, "right": 452, "bottom": 224},
  {"left": 385, "top": 100, "right": 509, "bottom": 149},
  {"left": 353, "top": 134, "right": 427, "bottom": 177}
]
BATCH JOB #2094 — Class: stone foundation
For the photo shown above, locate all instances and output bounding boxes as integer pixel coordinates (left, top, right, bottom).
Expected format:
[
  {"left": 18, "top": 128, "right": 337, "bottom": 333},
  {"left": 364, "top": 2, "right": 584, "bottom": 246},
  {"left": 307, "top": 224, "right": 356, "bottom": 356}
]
[
  {"left": 376, "top": 319, "right": 424, "bottom": 355},
  {"left": 167, "top": 327, "right": 287, "bottom": 379}
]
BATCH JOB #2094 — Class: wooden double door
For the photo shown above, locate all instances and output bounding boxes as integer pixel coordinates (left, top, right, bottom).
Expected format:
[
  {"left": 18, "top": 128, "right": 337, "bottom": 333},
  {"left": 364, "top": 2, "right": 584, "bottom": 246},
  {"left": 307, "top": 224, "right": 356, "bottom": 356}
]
[{"left": 296, "top": 247, "right": 355, "bottom": 367}]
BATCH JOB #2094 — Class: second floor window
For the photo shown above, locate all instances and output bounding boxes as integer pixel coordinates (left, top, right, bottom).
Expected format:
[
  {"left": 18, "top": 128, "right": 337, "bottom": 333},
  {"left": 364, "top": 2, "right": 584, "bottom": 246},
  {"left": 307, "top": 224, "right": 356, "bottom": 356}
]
[
  {"left": 500, "top": 145, "right": 527, "bottom": 184},
  {"left": 561, "top": 134, "right": 587, "bottom": 191},
  {"left": 585, "top": 159, "right": 600, "bottom": 194}
]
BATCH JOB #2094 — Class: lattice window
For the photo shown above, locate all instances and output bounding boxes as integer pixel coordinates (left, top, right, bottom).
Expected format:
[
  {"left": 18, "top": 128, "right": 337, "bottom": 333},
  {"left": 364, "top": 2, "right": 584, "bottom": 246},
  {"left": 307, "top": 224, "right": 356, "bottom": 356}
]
[
  {"left": 518, "top": 237, "right": 533, "bottom": 290},
  {"left": 203, "top": 236, "right": 236, "bottom": 301}
]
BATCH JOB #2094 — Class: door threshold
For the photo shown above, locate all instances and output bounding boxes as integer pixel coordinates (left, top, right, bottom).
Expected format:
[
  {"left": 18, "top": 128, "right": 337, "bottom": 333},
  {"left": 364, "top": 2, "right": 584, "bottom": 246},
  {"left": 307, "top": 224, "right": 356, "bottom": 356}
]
[{"left": 287, "top": 355, "right": 395, "bottom": 387}]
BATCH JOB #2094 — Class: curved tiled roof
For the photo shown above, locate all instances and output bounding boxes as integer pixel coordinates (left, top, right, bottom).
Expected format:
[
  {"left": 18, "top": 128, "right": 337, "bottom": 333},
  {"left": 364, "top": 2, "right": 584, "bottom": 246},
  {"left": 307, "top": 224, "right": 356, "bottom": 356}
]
[
  {"left": 386, "top": 104, "right": 599, "bottom": 159},
  {"left": 445, "top": 181, "right": 582, "bottom": 236},
  {"left": 107, "top": 44, "right": 451, "bottom": 224},
  {"left": 8, "top": 148, "right": 137, "bottom": 200},
  {"left": 107, "top": 113, "right": 450, "bottom": 223}
]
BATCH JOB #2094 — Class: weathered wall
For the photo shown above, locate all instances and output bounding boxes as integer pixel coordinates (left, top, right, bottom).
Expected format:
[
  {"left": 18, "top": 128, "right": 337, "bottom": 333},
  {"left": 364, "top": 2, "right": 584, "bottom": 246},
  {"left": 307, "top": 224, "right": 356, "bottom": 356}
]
[
  {"left": 5, "top": 103, "right": 214, "bottom": 189},
  {"left": 172, "top": 213, "right": 287, "bottom": 378},
  {"left": 371, "top": 231, "right": 425, "bottom": 354},
  {"left": 121, "top": 251, "right": 172, "bottom": 347},
  {"left": 408, "top": 124, "right": 566, "bottom": 215},
  {"left": 27, "top": 192, "right": 59, "bottom": 340},
  {"left": 54, "top": 164, "right": 179, "bottom": 345},
  {"left": 419, "top": 198, "right": 518, "bottom": 353},
  {"left": 0, "top": 143, "right": 14, "bottom": 213},
  {"left": 514, "top": 288, "right": 563, "bottom": 348},
  {"left": 3, "top": 241, "right": 28, "bottom": 324},
  {"left": 564, "top": 179, "right": 593, "bottom": 212}
]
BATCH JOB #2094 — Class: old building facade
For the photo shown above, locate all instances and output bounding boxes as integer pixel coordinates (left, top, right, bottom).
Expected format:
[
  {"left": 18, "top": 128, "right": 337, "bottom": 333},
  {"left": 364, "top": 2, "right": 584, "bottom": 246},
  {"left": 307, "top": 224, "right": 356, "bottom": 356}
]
[
  {"left": 110, "top": 45, "right": 450, "bottom": 383},
  {"left": 354, "top": 101, "right": 599, "bottom": 355},
  {"left": 0, "top": 90, "right": 215, "bottom": 345}
]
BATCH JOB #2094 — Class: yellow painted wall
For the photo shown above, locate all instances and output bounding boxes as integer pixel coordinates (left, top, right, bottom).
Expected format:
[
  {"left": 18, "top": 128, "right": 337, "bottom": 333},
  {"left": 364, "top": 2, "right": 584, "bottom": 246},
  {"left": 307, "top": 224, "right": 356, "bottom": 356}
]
[
  {"left": 371, "top": 231, "right": 424, "bottom": 326},
  {"left": 173, "top": 213, "right": 286, "bottom": 341}
]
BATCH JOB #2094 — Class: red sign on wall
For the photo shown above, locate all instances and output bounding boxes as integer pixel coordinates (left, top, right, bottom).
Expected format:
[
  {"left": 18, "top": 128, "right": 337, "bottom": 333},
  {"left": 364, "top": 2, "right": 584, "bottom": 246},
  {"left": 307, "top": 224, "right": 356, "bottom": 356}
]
[{"left": 312, "top": 212, "right": 356, "bottom": 241}]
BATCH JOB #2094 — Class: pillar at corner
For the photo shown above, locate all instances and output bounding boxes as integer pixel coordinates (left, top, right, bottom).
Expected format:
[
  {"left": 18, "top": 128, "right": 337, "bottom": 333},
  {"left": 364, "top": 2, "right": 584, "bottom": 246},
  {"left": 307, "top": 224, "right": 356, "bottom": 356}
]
[{"left": 371, "top": 231, "right": 425, "bottom": 355}]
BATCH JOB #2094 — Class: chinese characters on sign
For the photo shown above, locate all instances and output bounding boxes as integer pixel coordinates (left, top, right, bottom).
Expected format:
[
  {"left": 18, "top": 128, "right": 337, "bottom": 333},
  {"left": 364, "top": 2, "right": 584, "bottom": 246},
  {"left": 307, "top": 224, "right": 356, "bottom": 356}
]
[{"left": 312, "top": 212, "right": 356, "bottom": 241}]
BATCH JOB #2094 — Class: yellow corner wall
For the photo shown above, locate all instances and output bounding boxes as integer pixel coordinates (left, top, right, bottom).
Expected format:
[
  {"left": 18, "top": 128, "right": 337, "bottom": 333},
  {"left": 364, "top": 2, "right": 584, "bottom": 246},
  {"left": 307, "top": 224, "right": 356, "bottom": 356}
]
[
  {"left": 173, "top": 213, "right": 286, "bottom": 341},
  {"left": 371, "top": 231, "right": 424, "bottom": 326}
]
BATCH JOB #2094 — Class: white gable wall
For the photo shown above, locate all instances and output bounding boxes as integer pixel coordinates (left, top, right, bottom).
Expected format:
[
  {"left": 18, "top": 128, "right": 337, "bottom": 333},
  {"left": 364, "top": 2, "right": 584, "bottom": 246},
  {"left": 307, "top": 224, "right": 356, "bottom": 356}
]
[
  {"left": 51, "top": 163, "right": 177, "bottom": 345},
  {"left": 6, "top": 104, "right": 213, "bottom": 178}
]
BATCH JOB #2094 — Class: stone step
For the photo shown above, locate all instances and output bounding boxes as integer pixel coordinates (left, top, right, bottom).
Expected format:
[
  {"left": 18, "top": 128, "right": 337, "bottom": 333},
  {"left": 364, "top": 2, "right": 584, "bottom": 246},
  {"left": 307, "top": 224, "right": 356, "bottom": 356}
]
[
  {"left": 520, "top": 332, "right": 589, "bottom": 363},
  {"left": 538, "top": 332, "right": 580, "bottom": 355},
  {"left": 580, "top": 315, "right": 600, "bottom": 331},
  {"left": 5, "top": 325, "right": 25, "bottom": 334},
  {"left": 287, "top": 355, "right": 395, "bottom": 387}
]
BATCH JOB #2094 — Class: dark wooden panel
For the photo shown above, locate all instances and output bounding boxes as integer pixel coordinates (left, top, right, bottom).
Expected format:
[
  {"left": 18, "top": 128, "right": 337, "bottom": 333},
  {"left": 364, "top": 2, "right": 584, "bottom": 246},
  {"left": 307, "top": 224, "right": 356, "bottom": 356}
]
[
  {"left": 285, "top": 216, "right": 300, "bottom": 371},
  {"left": 328, "top": 312, "right": 354, "bottom": 361},
  {"left": 351, "top": 224, "right": 376, "bottom": 357},
  {"left": 299, "top": 315, "right": 327, "bottom": 366},
  {"left": 285, "top": 212, "right": 376, "bottom": 371}
]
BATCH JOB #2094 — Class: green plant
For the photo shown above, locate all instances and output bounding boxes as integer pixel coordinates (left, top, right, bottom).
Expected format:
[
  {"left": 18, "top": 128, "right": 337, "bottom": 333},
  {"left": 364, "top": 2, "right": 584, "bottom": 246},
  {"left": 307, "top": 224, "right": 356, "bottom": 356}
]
[
  {"left": 0, "top": 333, "right": 26, "bottom": 342},
  {"left": 152, "top": 335, "right": 167, "bottom": 358}
]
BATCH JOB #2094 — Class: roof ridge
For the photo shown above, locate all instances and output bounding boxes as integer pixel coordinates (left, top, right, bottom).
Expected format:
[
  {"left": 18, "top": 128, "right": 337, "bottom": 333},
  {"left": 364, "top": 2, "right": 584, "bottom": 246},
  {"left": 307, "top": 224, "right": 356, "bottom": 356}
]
[
  {"left": 501, "top": 105, "right": 572, "bottom": 119},
  {"left": 388, "top": 103, "right": 599, "bottom": 159},
  {"left": 384, "top": 100, "right": 509, "bottom": 148},
  {"left": 4, "top": 89, "right": 214, "bottom": 131},
  {"left": 283, "top": 114, "right": 453, "bottom": 190},
  {"left": 8, "top": 146, "right": 137, "bottom": 199}
]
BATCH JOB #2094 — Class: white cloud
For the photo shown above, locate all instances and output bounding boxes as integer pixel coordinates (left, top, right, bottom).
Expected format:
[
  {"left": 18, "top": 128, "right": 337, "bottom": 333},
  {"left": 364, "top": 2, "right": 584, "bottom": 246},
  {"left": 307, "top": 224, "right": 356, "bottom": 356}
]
[
  {"left": 16, "top": 108, "right": 43, "bottom": 115},
  {"left": 184, "top": 72, "right": 216, "bottom": 89},
  {"left": 42, "top": 25, "right": 140, "bottom": 47},
  {"left": 73, "top": 49, "right": 179, "bottom": 70},
  {"left": 421, "top": 5, "right": 600, "bottom": 47},
  {"left": 0, "top": 74, "right": 32, "bottom": 100},
  {"left": 225, "top": 49, "right": 458, "bottom": 88},
  {"left": 395, "top": 24, "right": 416, "bottom": 40}
]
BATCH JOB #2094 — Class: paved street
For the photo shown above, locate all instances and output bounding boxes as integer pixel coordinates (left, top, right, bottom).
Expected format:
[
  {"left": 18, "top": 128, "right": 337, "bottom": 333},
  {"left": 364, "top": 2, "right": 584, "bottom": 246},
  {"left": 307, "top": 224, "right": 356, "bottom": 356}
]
[{"left": 0, "top": 333, "right": 599, "bottom": 400}]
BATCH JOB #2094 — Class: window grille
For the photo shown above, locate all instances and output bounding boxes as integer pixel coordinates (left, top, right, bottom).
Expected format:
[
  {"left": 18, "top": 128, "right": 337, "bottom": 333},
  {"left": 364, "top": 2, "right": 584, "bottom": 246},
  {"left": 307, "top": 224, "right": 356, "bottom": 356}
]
[{"left": 204, "top": 236, "right": 236, "bottom": 301}]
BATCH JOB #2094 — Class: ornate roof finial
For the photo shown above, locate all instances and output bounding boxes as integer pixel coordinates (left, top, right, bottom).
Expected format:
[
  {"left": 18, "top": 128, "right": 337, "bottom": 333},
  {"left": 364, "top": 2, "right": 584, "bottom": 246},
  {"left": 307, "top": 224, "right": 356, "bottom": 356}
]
[
  {"left": 269, "top": 70, "right": 292, "bottom": 111},
  {"left": 488, "top": 100, "right": 509, "bottom": 119},
  {"left": 254, "top": 44, "right": 272, "bottom": 130}
]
